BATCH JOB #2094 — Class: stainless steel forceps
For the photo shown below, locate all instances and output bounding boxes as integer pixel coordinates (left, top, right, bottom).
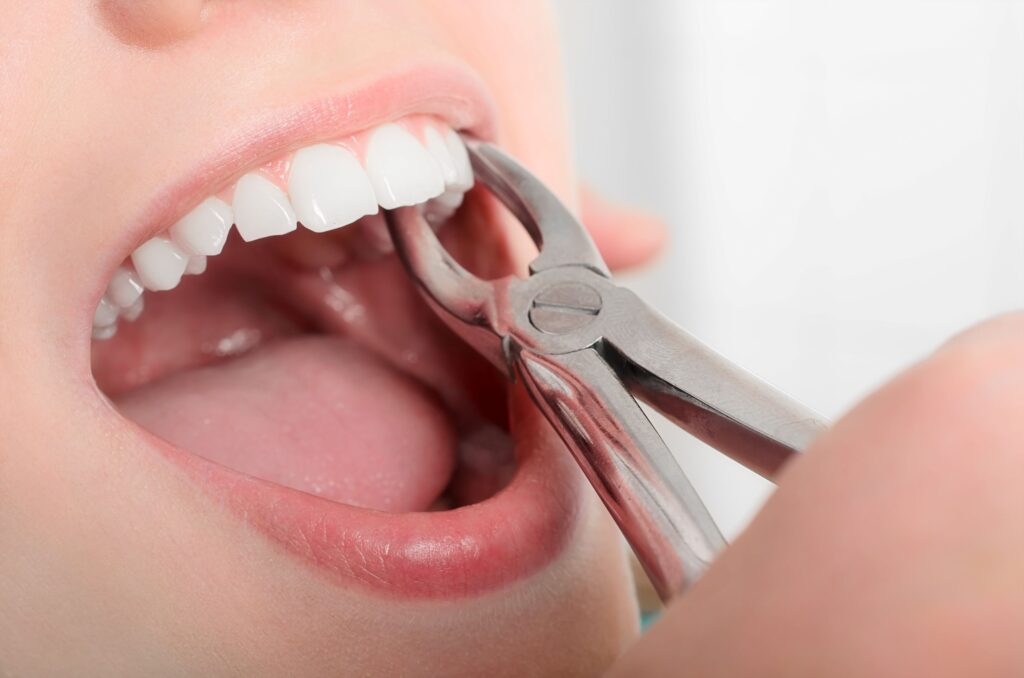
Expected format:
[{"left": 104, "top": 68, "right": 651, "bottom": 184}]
[{"left": 384, "top": 137, "right": 829, "bottom": 602}]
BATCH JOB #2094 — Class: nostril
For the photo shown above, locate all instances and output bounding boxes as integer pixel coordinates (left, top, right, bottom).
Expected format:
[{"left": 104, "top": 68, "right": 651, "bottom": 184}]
[{"left": 98, "top": 0, "right": 205, "bottom": 47}]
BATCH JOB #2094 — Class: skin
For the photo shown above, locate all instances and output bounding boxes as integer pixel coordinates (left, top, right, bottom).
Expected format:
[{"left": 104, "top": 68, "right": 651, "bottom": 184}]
[
  {"left": 3, "top": 1, "right": 1018, "bottom": 675},
  {"left": 0, "top": 1, "right": 662, "bottom": 675},
  {"left": 612, "top": 314, "right": 1024, "bottom": 677}
]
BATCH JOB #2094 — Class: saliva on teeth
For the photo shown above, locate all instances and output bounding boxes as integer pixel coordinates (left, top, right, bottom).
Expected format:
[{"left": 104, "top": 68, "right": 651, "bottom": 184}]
[{"left": 91, "top": 117, "right": 473, "bottom": 340}]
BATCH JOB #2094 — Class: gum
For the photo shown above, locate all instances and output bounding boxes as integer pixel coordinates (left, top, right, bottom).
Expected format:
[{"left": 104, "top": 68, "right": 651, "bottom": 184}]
[{"left": 212, "top": 114, "right": 444, "bottom": 204}]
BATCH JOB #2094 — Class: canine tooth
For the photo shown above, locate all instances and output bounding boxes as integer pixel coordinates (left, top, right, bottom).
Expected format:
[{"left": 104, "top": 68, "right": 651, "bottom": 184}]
[
  {"left": 169, "top": 197, "right": 232, "bottom": 256},
  {"left": 288, "top": 144, "right": 378, "bottom": 233},
  {"left": 107, "top": 267, "right": 144, "bottom": 308},
  {"left": 233, "top": 173, "right": 297, "bottom": 241},
  {"left": 364, "top": 123, "right": 445, "bottom": 209},
  {"left": 185, "top": 255, "right": 207, "bottom": 275},
  {"left": 423, "top": 127, "right": 459, "bottom": 186},
  {"left": 131, "top": 236, "right": 189, "bottom": 291},
  {"left": 121, "top": 296, "right": 144, "bottom": 322},
  {"left": 444, "top": 128, "right": 473, "bottom": 191},
  {"left": 92, "top": 322, "right": 118, "bottom": 341},
  {"left": 93, "top": 296, "right": 120, "bottom": 327}
]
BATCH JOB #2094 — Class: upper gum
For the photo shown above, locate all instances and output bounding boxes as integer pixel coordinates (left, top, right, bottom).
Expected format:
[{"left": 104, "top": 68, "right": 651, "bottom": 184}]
[{"left": 213, "top": 114, "right": 448, "bottom": 203}]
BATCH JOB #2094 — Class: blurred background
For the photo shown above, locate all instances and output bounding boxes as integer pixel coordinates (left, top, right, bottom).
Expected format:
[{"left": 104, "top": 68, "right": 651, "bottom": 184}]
[{"left": 553, "top": 0, "right": 1024, "bottom": 537}]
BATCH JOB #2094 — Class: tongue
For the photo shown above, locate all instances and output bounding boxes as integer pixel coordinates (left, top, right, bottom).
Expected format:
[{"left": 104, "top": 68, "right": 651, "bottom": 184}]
[{"left": 116, "top": 336, "right": 456, "bottom": 512}]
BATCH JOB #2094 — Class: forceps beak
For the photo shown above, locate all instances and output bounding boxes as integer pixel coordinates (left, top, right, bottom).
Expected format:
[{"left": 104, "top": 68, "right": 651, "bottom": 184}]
[{"left": 384, "top": 135, "right": 609, "bottom": 375}]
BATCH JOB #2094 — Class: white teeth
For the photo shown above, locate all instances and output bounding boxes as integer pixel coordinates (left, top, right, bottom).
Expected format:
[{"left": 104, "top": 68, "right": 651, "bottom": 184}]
[
  {"left": 423, "top": 189, "right": 465, "bottom": 227},
  {"left": 364, "top": 123, "right": 445, "bottom": 209},
  {"left": 131, "top": 236, "right": 189, "bottom": 291},
  {"left": 106, "top": 266, "right": 144, "bottom": 308},
  {"left": 185, "top": 255, "right": 207, "bottom": 275},
  {"left": 92, "top": 323, "right": 117, "bottom": 341},
  {"left": 288, "top": 144, "right": 379, "bottom": 233},
  {"left": 93, "top": 296, "right": 120, "bottom": 327},
  {"left": 232, "top": 173, "right": 297, "bottom": 242},
  {"left": 445, "top": 128, "right": 474, "bottom": 192},
  {"left": 96, "top": 120, "right": 469, "bottom": 341},
  {"left": 423, "top": 127, "right": 459, "bottom": 186},
  {"left": 121, "top": 296, "right": 144, "bottom": 322},
  {"left": 169, "top": 197, "right": 232, "bottom": 256}
]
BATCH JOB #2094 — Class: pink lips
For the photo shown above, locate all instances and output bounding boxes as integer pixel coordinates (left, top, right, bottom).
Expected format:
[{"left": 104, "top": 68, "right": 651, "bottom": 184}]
[
  {"left": 164, "top": 388, "right": 584, "bottom": 598},
  {"left": 112, "top": 62, "right": 587, "bottom": 598}
]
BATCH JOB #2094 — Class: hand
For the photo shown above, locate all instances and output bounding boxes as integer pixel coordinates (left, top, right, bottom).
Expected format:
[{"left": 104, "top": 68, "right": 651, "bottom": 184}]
[{"left": 609, "top": 314, "right": 1024, "bottom": 676}]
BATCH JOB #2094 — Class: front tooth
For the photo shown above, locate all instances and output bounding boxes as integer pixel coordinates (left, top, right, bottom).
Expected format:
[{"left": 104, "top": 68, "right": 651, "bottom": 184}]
[
  {"left": 169, "top": 197, "right": 232, "bottom": 256},
  {"left": 288, "top": 144, "right": 378, "bottom": 233},
  {"left": 423, "top": 127, "right": 459, "bottom": 186},
  {"left": 131, "top": 236, "right": 189, "bottom": 291},
  {"left": 93, "top": 296, "right": 120, "bottom": 327},
  {"left": 444, "top": 128, "right": 473, "bottom": 191},
  {"left": 364, "top": 123, "right": 445, "bottom": 209},
  {"left": 232, "top": 173, "right": 297, "bottom": 242},
  {"left": 107, "top": 266, "right": 143, "bottom": 308},
  {"left": 185, "top": 255, "right": 207, "bottom": 275}
]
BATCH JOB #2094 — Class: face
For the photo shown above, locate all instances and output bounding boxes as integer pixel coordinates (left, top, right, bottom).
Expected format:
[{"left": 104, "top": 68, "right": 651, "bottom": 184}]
[{"left": 0, "top": 2, "right": 639, "bottom": 674}]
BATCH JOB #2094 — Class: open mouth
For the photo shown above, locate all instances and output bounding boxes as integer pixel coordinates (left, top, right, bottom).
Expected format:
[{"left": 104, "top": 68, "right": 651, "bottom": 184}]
[{"left": 89, "top": 110, "right": 584, "bottom": 597}]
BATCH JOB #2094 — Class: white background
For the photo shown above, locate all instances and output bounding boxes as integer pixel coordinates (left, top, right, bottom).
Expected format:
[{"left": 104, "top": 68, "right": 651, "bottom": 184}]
[{"left": 553, "top": 0, "right": 1024, "bottom": 536}]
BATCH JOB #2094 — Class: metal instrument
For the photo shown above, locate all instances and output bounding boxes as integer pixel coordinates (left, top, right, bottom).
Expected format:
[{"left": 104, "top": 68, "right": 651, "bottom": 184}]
[{"left": 385, "top": 137, "right": 829, "bottom": 602}]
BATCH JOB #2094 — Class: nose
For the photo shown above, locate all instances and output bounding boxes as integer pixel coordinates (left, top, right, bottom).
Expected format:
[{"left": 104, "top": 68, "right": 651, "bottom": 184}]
[{"left": 98, "top": 0, "right": 206, "bottom": 46}]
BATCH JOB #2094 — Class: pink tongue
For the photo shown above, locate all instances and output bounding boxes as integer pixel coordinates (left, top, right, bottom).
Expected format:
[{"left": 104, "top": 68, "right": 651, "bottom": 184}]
[{"left": 116, "top": 336, "right": 456, "bottom": 512}]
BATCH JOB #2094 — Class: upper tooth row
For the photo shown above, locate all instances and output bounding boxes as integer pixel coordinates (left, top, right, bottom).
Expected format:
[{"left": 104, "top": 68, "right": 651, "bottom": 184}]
[{"left": 92, "top": 121, "right": 472, "bottom": 339}]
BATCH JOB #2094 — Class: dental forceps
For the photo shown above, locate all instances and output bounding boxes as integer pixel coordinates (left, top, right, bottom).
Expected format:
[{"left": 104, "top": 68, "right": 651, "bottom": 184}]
[{"left": 385, "top": 137, "right": 829, "bottom": 602}]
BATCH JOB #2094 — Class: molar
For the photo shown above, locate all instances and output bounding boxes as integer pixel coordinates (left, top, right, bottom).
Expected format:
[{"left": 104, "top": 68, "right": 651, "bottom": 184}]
[
  {"left": 93, "top": 296, "right": 120, "bottom": 328},
  {"left": 121, "top": 296, "right": 144, "bottom": 322},
  {"left": 288, "top": 143, "right": 378, "bottom": 233},
  {"left": 233, "top": 173, "right": 297, "bottom": 242},
  {"left": 364, "top": 123, "right": 445, "bottom": 209}
]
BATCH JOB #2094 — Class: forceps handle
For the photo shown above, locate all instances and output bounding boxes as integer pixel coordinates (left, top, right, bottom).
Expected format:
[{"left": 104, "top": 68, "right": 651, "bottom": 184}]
[
  {"left": 511, "top": 270, "right": 829, "bottom": 601},
  {"left": 600, "top": 285, "right": 829, "bottom": 479},
  {"left": 515, "top": 347, "right": 727, "bottom": 600}
]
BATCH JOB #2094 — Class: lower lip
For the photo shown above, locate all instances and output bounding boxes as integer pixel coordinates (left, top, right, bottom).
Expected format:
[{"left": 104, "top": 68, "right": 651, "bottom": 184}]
[{"left": 158, "top": 388, "right": 584, "bottom": 598}]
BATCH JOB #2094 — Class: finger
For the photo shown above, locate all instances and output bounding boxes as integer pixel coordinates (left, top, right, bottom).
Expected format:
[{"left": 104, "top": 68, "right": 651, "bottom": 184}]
[
  {"left": 609, "top": 312, "right": 1024, "bottom": 676},
  {"left": 580, "top": 186, "right": 667, "bottom": 271}
]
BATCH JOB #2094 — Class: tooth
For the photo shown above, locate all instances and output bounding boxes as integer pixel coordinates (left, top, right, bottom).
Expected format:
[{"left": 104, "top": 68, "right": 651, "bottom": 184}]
[
  {"left": 288, "top": 144, "right": 379, "bottom": 233},
  {"left": 121, "top": 296, "right": 144, "bottom": 322},
  {"left": 423, "top": 127, "right": 459, "bottom": 186},
  {"left": 444, "top": 128, "right": 473, "bottom": 191},
  {"left": 232, "top": 173, "right": 297, "bottom": 241},
  {"left": 356, "top": 213, "right": 394, "bottom": 257},
  {"left": 423, "top": 189, "right": 464, "bottom": 227},
  {"left": 364, "top": 123, "right": 445, "bottom": 209},
  {"left": 93, "top": 296, "right": 120, "bottom": 327},
  {"left": 131, "top": 236, "right": 189, "bottom": 291},
  {"left": 106, "top": 266, "right": 144, "bottom": 308},
  {"left": 169, "top": 197, "right": 233, "bottom": 256},
  {"left": 185, "top": 255, "right": 207, "bottom": 275},
  {"left": 92, "top": 323, "right": 118, "bottom": 341}
]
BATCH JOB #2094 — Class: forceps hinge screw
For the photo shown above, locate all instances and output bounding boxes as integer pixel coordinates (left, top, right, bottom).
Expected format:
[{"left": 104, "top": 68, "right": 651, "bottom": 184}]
[{"left": 528, "top": 281, "right": 603, "bottom": 335}]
